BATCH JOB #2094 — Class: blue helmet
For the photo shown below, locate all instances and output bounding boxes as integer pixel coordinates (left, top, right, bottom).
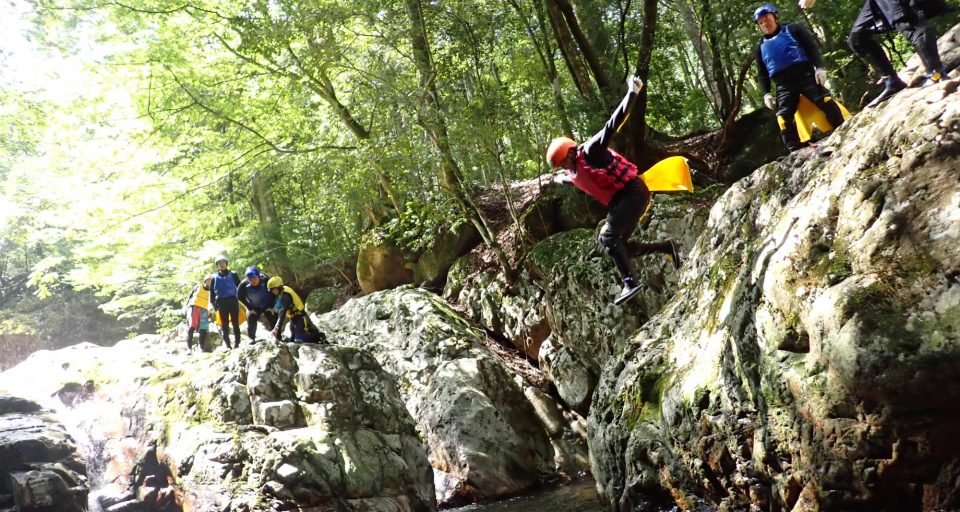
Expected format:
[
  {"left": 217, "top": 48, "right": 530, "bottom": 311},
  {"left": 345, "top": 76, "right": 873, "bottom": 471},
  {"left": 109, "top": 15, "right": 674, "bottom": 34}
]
[
  {"left": 245, "top": 266, "right": 261, "bottom": 279},
  {"left": 754, "top": 3, "right": 778, "bottom": 21}
]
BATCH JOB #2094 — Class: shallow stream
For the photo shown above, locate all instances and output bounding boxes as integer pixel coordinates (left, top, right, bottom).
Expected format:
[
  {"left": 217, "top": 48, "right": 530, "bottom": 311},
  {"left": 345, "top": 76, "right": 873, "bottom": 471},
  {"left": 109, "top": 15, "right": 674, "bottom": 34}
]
[{"left": 448, "top": 479, "right": 603, "bottom": 512}]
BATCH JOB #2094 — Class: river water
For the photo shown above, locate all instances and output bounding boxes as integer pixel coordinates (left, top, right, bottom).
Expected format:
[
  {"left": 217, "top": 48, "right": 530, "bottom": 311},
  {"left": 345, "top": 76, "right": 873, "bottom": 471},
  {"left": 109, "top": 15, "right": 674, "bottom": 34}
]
[{"left": 449, "top": 479, "right": 603, "bottom": 512}]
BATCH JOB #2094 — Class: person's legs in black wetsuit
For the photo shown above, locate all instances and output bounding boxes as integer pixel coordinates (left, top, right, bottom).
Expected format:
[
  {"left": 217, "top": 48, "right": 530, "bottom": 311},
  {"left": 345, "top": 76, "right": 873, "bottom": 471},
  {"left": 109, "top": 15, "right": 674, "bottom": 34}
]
[
  {"left": 247, "top": 310, "right": 261, "bottom": 340},
  {"left": 218, "top": 297, "right": 240, "bottom": 348},
  {"left": 599, "top": 179, "right": 650, "bottom": 304},
  {"left": 775, "top": 86, "right": 805, "bottom": 151}
]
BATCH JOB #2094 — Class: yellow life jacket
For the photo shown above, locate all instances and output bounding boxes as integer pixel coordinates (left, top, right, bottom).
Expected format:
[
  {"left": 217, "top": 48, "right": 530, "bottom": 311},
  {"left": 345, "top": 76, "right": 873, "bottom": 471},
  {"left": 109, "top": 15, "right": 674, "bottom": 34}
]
[
  {"left": 282, "top": 286, "right": 305, "bottom": 318},
  {"left": 190, "top": 285, "right": 212, "bottom": 310}
]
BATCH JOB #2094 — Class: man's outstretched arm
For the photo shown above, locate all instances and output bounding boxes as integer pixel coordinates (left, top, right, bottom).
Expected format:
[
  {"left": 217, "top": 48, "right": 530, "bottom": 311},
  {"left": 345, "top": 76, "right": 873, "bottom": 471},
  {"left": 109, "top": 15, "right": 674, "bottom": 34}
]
[{"left": 580, "top": 76, "right": 644, "bottom": 165}]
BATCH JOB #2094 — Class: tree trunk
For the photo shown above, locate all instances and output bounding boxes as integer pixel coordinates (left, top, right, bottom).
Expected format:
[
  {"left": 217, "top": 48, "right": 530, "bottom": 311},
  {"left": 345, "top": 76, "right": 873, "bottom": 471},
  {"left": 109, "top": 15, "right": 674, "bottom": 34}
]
[
  {"left": 403, "top": 0, "right": 515, "bottom": 281},
  {"left": 551, "top": 0, "right": 616, "bottom": 107},
  {"left": 620, "top": 0, "right": 660, "bottom": 168},
  {"left": 674, "top": 0, "right": 734, "bottom": 123},
  {"left": 545, "top": 0, "right": 600, "bottom": 106},
  {"left": 506, "top": 0, "right": 575, "bottom": 136},
  {"left": 250, "top": 170, "right": 295, "bottom": 279}
]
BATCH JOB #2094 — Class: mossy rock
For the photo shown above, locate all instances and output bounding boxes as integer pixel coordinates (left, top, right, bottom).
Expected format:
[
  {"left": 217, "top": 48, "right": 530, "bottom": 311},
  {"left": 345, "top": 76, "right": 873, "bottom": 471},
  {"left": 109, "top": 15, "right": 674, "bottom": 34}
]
[
  {"left": 305, "top": 287, "right": 338, "bottom": 314},
  {"left": 518, "top": 184, "right": 605, "bottom": 246},
  {"left": 356, "top": 239, "right": 415, "bottom": 294},
  {"left": 413, "top": 220, "right": 481, "bottom": 289}
]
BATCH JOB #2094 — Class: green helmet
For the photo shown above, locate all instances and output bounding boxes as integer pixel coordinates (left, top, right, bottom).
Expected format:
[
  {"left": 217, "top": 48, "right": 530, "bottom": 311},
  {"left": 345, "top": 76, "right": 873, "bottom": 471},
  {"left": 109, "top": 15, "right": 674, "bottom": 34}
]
[
  {"left": 214, "top": 254, "right": 228, "bottom": 265},
  {"left": 267, "top": 276, "right": 284, "bottom": 289}
]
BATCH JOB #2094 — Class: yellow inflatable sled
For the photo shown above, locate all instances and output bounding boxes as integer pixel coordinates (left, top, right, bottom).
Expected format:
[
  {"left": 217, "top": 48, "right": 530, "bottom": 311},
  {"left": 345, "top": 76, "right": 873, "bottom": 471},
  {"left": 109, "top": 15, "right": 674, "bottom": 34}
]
[
  {"left": 639, "top": 156, "right": 694, "bottom": 193},
  {"left": 794, "top": 95, "right": 852, "bottom": 143},
  {"left": 215, "top": 303, "right": 248, "bottom": 327}
]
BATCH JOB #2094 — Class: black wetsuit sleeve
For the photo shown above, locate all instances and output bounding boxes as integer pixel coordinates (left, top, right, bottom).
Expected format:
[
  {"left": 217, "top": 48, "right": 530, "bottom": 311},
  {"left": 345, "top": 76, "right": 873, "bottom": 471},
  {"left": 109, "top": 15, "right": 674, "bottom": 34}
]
[
  {"left": 237, "top": 282, "right": 249, "bottom": 308},
  {"left": 790, "top": 24, "right": 825, "bottom": 68},
  {"left": 579, "top": 88, "right": 639, "bottom": 168},
  {"left": 756, "top": 45, "right": 772, "bottom": 94},
  {"left": 232, "top": 272, "right": 241, "bottom": 287},
  {"left": 274, "top": 293, "right": 293, "bottom": 333}
]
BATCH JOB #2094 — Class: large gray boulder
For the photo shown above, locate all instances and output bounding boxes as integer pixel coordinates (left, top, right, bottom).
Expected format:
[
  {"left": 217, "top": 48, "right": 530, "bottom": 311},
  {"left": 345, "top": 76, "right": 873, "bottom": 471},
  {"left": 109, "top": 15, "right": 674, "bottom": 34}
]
[
  {"left": 0, "top": 338, "right": 435, "bottom": 512},
  {"left": 0, "top": 395, "right": 88, "bottom": 512},
  {"left": 589, "top": 77, "right": 960, "bottom": 511},
  {"left": 318, "top": 288, "right": 588, "bottom": 505}
]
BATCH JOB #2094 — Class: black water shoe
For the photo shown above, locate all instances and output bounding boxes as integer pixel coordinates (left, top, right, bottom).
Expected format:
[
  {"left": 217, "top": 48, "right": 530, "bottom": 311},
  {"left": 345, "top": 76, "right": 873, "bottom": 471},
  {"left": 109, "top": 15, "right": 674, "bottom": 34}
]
[
  {"left": 668, "top": 240, "right": 682, "bottom": 270},
  {"left": 866, "top": 76, "right": 907, "bottom": 108}
]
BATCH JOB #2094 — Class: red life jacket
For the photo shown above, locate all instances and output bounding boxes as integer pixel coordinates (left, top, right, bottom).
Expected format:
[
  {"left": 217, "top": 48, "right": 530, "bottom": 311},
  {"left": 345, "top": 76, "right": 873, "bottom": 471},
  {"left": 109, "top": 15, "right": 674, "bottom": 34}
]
[{"left": 571, "top": 148, "right": 638, "bottom": 206}]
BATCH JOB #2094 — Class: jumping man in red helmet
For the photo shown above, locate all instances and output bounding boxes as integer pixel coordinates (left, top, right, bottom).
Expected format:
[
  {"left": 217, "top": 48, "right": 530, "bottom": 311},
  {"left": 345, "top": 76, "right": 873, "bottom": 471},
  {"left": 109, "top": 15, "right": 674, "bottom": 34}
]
[{"left": 546, "top": 76, "right": 681, "bottom": 306}]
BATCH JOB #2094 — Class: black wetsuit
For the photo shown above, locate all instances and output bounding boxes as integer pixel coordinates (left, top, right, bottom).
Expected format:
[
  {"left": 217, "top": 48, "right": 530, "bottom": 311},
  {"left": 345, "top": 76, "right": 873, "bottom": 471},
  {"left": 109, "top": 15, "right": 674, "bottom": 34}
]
[
  {"left": 273, "top": 291, "right": 324, "bottom": 344},
  {"left": 577, "top": 89, "right": 675, "bottom": 282},
  {"left": 849, "top": 0, "right": 944, "bottom": 78}
]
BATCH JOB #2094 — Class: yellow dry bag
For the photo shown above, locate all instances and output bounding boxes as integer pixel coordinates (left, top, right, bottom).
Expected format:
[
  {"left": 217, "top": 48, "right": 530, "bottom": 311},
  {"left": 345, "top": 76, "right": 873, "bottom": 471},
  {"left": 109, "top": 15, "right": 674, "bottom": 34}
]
[
  {"left": 794, "top": 94, "right": 852, "bottom": 143},
  {"left": 639, "top": 156, "right": 694, "bottom": 193},
  {"left": 216, "top": 302, "right": 247, "bottom": 327}
]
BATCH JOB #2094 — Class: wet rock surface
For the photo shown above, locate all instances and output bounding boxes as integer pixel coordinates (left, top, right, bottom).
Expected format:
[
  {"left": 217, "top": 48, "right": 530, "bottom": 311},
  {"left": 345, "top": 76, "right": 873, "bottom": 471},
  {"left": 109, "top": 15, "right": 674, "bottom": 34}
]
[
  {"left": 0, "top": 395, "right": 88, "bottom": 512},
  {"left": 0, "top": 340, "right": 435, "bottom": 512},
  {"left": 319, "top": 288, "right": 589, "bottom": 506}
]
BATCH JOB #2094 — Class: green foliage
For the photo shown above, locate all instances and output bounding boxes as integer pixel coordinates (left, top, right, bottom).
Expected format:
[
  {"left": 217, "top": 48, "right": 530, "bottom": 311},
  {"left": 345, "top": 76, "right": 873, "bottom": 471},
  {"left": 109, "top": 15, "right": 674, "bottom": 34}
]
[
  {"left": 1, "top": 0, "right": 957, "bottom": 339},
  {"left": 373, "top": 194, "right": 462, "bottom": 254}
]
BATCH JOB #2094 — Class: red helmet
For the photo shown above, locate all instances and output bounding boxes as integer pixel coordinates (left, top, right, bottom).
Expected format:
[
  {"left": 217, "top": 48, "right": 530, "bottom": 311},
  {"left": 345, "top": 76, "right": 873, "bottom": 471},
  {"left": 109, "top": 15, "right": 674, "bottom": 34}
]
[{"left": 546, "top": 137, "right": 576, "bottom": 167}]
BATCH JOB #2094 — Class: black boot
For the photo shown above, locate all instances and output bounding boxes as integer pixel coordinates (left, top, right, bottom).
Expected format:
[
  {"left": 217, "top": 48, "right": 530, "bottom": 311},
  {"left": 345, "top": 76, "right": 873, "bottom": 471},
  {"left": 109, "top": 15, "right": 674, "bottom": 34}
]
[
  {"left": 867, "top": 76, "right": 907, "bottom": 108},
  {"left": 198, "top": 330, "right": 208, "bottom": 352},
  {"left": 186, "top": 328, "right": 195, "bottom": 352},
  {"left": 667, "top": 240, "right": 681, "bottom": 270}
]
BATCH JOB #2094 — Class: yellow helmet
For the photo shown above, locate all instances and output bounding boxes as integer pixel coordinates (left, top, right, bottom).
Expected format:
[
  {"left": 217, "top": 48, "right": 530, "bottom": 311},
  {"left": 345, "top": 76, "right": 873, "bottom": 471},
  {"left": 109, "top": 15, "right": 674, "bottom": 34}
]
[{"left": 267, "top": 276, "right": 284, "bottom": 289}]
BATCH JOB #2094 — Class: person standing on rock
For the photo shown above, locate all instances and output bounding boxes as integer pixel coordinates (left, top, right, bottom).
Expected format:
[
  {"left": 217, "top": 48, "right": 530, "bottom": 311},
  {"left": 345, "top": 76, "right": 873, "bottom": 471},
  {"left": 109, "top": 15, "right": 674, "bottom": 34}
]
[
  {"left": 182, "top": 274, "right": 214, "bottom": 352},
  {"left": 754, "top": 4, "right": 846, "bottom": 152},
  {"left": 267, "top": 276, "right": 325, "bottom": 344},
  {"left": 238, "top": 266, "right": 277, "bottom": 342},
  {"left": 210, "top": 255, "right": 242, "bottom": 349},
  {"left": 799, "top": 0, "right": 948, "bottom": 107},
  {"left": 546, "top": 75, "right": 682, "bottom": 306}
]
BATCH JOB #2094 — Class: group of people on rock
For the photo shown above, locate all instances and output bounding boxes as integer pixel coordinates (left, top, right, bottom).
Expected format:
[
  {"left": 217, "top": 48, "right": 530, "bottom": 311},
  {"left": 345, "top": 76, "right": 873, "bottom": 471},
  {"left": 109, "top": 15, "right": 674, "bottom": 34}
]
[
  {"left": 545, "top": 0, "right": 951, "bottom": 305},
  {"left": 755, "top": 0, "right": 949, "bottom": 152},
  {"left": 182, "top": 255, "right": 324, "bottom": 352}
]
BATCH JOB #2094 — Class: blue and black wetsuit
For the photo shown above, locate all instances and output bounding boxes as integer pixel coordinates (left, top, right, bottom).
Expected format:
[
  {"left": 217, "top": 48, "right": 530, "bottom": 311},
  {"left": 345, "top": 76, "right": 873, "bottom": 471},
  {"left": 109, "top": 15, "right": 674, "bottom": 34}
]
[
  {"left": 211, "top": 269, "right": 242, "bottom": 348},
  {"left": 273, "top": 290, "right": 324, "bottom": 344},
  {"left": 238, "top": 275, "right": 278, "bottom": 341},
  {"left": 756, "top": 23, "right": 845, "bottom": 151}
]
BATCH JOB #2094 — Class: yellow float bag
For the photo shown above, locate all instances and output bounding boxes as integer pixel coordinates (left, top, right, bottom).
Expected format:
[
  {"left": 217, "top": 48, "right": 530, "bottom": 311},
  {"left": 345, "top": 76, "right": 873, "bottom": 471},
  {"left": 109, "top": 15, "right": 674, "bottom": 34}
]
[
  {"left": 639, "top": 156, "right": 694, "bottom": 193},
  {"left": 215, "top": 302, "right": 247, "bottom": 327},
  {"left": 795, "top": 95, "right": 852, "bottom": 143}
]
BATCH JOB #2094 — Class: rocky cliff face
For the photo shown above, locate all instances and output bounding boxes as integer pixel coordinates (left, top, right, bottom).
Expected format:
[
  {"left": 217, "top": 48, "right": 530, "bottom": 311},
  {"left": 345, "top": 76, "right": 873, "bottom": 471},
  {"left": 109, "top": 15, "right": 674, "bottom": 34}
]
[
  {"left": 587, "top": 77, "right": 960, "bottom": 511},
  {"left": 449, "top": 187, "right": 721, "bottom": 416},
  {"left": 318, "top": 288, "right": 589, "bottom": 505}
]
